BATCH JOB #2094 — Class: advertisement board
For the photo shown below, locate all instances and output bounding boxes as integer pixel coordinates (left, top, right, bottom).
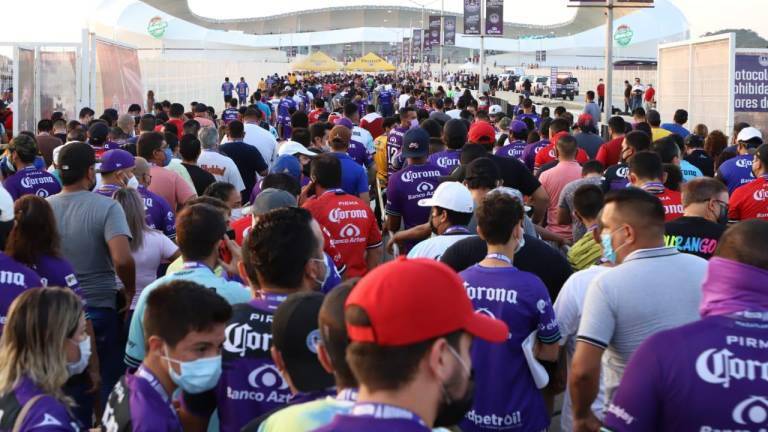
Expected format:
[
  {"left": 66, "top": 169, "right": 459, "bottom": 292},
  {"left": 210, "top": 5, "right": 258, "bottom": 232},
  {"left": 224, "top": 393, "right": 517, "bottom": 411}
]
[
  {"left": 463, "top": 0, "right": 481, "bottom": 35},
  {"left": 95, "top": 40, "right": 143, "bottom": 114},
  {"left": 444, "top": 16, "right": 456, "bottom": 46},
  {"left": 39, "top": 51, "right": 77, "bottom": 121},
  {"left": 734, "top": 50, "right": 768, "bottom": 136},
  {"left": 485, "top": 0, "right": 504, "bottom": 36},
  {"left": 15, "top": 47, "right": 35, "bottom": 133}
]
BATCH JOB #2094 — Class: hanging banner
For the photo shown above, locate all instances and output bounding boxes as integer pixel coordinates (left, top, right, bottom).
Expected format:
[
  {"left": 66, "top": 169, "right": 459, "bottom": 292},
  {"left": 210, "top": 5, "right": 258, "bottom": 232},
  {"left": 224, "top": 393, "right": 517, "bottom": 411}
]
[
  {"left": 15, "top": 48, "right": 35, "bottom": 133},
  {"left": 444, "top": 16, "right": 457, "bottom": 46},
  {"left": 412, "top": 29, "right": 422, "bottom": 61},
  {"left": 428, "top": 16, "right": 442, "bottom": 47},
  {"left": 485, "top": 0, "right": 504, "bottom": 36},
  {"left": 95, "top": 40, "right": 144, "bottom": 114},
  {"left": 463, "top": 0, "right": 481, "bottom": 35},
  {"left": 423, "top": 30, "right": 432, "bottom": 54},
  {"left": 39, "top": 51, "right": 77, "bottom": 122},
  {"left": 402, "top": 37, "right": 410, "bottom": 63}
]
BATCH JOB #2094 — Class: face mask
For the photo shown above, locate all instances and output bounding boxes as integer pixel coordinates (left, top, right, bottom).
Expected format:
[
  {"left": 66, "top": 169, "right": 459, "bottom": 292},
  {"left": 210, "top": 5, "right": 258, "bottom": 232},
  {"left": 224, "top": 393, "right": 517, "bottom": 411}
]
[
  {"left": 410, "top": 119, "right": 419, "bottom": 129},
  {"left": 434, "top": 344, "right": 475, "bottom": 428},
  {"left": 67, "top": 336, "right": 92, "bottom": 376},
  {"left": 302, "top": 162, "right": 311, "bottom": 177},
  {"left": 126, "top": 175, "right": 139, "bottom": 189},
  {"left": 163, "top": 347, "right": 222, "bottom": 394},
  {"left": 600, "top": 227, "right": 628, "bottom": 265},
  {"left": 163, "top": 148, "right": 173, "bottom": 167},
  {"left": 514, "top": 228, "right": 525, "bottom": 254},
  {"left": 230, "top": 207, "right": 243, "bottom": 221},
  {"left": 310, "top": 257, "right": 329, "bottom": 288}
]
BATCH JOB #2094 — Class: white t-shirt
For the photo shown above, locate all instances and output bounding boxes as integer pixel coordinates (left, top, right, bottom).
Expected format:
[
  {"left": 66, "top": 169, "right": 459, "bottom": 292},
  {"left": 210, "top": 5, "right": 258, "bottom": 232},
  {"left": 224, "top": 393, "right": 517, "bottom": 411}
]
[
  {"left": 553, "top": 265, "right": 609, "bottom": 432},
  {"left": 222, "top": 123, "right": 278, "bottom": 168},
  {"left": 407, "top": 234, "right": 474, "bottom": 260},
  {"left": 131, "top": 230, "right": 179, "bottom": 309},
  {"left": 446, "top": 109, "right": 462, "bottom": 119},
  {"left": 197, "top": 150, "right": 246, "bottom": 192},
  {"left": 398, "top": 93, "right": 411, "bottom": 108}
]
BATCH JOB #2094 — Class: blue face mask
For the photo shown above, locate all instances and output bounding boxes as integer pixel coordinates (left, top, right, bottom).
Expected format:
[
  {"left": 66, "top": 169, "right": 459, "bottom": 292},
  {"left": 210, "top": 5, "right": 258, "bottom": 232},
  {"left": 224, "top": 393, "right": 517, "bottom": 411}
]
[
  {"left": 163, "top": 347, "right": 222, "bottom": 394},
  {"left": 600, "top": 227, "right": 628, "bottom": 265},
  {"left": 163, "top": 148, "right": 173, "bottom": 167}
]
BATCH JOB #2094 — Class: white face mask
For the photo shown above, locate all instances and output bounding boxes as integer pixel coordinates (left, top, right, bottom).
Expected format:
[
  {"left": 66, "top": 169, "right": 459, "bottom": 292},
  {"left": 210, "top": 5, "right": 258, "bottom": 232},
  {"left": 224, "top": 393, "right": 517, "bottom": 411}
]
[
  {"left": 67, "top": 336, "right": 92, "bottom": 376},
  {"left": 230, "top": 208, "right": 243, "bottom": 221},
  {"left": 126, "top": 175, "right": 139, "bottom": 189}
]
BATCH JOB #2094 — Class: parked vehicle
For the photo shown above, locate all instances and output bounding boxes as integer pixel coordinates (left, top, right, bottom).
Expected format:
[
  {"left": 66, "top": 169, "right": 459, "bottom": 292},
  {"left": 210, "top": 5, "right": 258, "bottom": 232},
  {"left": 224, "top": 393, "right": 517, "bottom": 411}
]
[{"left": 534, "top": 76, "right": 548, "bottom": 96}]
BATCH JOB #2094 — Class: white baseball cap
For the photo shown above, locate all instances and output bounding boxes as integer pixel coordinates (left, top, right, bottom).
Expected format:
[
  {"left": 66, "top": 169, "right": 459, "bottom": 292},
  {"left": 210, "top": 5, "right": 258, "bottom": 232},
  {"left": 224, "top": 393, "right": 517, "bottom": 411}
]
[
  {"left": 737, "top": 126, "right": 763, "bottom": 144},
  {"left": 418, "top": 182, "right": 474, "bottom": 213},
  {"left": 489, "top": 105, "right": 503, "bottom": 116},
  {"left": 278, "top": 140, "right": 316, "bottom": 157}
]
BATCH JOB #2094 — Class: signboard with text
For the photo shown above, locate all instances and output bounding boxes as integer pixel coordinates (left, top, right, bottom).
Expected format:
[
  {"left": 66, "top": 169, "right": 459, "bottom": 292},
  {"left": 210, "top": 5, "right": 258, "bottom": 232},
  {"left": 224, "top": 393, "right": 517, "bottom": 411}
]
[
  {"left": 428, "top": 16, "right": 441, "bottom": 47},
  {"left": 485, "top": 0, "right": 504, "bottom": 36},
  {"left": 444, "top": 16, "right": 456, "bottom": 46},
  {"left": 734, "top": 50, "right": 768, "bottom": 136},
  {"left": 463, "top": 0, "right": 481, "bottom": 35}
]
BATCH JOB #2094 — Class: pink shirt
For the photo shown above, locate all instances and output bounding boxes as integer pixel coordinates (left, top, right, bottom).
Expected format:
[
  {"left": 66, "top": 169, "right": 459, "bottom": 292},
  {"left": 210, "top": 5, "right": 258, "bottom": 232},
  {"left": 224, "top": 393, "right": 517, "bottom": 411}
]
[
  {"left": 148, "top": 165, "right": 196, "bottom": 212},
  {"left": 131, "top": 230, "right": 178, "bottom": 309},
  {"left": 539, "top": 160, "right": 583, "bottom": 238},
  {"left": 194, "top": 116, "right": 215, "bottom": 128}
]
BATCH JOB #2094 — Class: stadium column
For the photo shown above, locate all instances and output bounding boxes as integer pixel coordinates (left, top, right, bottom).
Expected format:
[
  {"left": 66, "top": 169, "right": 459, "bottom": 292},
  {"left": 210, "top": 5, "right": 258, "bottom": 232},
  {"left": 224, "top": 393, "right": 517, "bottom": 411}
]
[{"left": 604, "top": 0, "right": 614, "bottom": 119}]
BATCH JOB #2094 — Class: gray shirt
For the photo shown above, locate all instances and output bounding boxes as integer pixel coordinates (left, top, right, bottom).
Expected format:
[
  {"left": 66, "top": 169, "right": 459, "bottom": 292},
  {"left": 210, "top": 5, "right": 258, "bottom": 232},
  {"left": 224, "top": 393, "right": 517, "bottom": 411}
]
[
  {"left": 48, "top": 191, "right": 132, "bottom": 309},
  {"left": 576, "top": 247, "right": 706, "bottom": 402},
  {"left": 574, "top": 132, "right": 605, "bottom": 160},
  {"left": 583, "top": 101, "right": 601, "bottom": 124},
  {"left": 558, "top": 176, "right": 603, "bottom": 240}
]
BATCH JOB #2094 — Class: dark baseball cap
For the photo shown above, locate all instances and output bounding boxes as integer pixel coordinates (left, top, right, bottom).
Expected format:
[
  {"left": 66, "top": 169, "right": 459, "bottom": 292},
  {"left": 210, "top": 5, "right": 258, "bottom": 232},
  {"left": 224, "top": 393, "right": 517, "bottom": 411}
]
[
  {"left": 402, "top": 127, "right": 430, "bottom": 158},
  {"left": 58, "top": 142, "right": 96, "bottom": 173},
  {"left": 88, "top": 122, "right": 109, "bottom": 146},
  {"left": 272, "top": 292, "right": 335, "bottom": 392},
  {"left": 245, "top": 188, "right": 297, "bottom": 216},
  {"left": 194, "top": 103, "right": 208, "bottom": 113}
]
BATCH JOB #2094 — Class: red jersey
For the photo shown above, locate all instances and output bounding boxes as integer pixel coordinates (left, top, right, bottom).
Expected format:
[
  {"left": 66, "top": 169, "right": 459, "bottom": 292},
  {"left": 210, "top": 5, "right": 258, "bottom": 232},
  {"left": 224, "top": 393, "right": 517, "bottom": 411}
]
[
  {"left": 304, "top": 189, "right": 382, "bottom": 277},
  {"left": 728, "top": 176, "right": 768, "bottom": 221},
  {"left": 646, "top": 186, "right": 683, "bottom": 222},
  {"left": 644, "top": 87, "right": 656, "bottom": 102},
  {"left": 308, "top": 108, "right": 326, "bottom": 125},
  {"left": 166, "top": 118, "right": 185, "bottom": 139},
  {"left": 596, "top": 136, "right": 623, "bottom": 167},
  {"left": 231, "top": 213, "right": 347, "bottom": 272},
  {"left": 597, "top": 83, "right": 605, "bottom": 97},
  {"left": 534, "top": 139, "right": 589, "bottom": 170}
]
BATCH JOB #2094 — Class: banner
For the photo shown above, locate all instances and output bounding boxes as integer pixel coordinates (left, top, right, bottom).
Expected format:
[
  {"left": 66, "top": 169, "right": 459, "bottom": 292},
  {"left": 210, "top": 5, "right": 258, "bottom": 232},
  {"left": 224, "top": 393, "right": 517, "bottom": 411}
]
[
  {"left": 423, "top": 30, "right": 432, "bottom": 54},
  {"left": 428, "top": 16, "right": 441, "bottom": 47},
  {"left": 412, "top": 29, "right": 422, "bottom": 61},
  {"left": 402, "top": 37, "right": 410, "bottom": 63},
  {"left": 463, "top": 0, "right": 481, "bottom": 35},
  {"left": 95, "top": 40, "right": 144, "bottom": 114},
  {"left": 734, "top": 51, "right": 768, "bottom": 135},
  {"left": 16, "top": 48, "right": 35, "bottom": 133},
  {"left": 485, "top": 0, "right": 504, "bottom": 36},
  {"left": 444, "top": 16, "right": 456, "bottom": 46},
  {"left": 39, "top": 51, "right": 77, "bottom": 122}
]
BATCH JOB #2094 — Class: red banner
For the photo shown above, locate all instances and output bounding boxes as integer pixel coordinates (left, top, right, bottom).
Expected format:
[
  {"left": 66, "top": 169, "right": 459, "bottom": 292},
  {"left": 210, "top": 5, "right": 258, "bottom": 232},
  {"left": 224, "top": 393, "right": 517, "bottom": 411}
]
[{"left": 96, "top": 41, "right": 143, "bottom": 114}]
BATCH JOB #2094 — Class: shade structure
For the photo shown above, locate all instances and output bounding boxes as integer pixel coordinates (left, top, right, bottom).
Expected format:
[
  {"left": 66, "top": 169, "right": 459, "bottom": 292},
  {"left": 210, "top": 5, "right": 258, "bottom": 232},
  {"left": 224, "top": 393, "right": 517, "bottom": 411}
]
[
  {"left": 291, "top": 51, "right": 342, "bottom": 72},
  {"left": 345, "top": 52, "right": 396, "bottom": 72}
]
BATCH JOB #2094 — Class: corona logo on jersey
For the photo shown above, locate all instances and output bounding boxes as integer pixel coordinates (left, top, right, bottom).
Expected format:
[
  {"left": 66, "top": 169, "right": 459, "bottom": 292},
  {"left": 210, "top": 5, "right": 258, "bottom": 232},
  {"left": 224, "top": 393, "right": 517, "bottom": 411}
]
[
  {"left": 753, "top": 189, "right": 767, "bottom": 201},
  {"left": 328, "top": 207, "right": 368, "bottom": 223},
  {"left": 339, "top": 223, "right": 362, "bottom": 239}
]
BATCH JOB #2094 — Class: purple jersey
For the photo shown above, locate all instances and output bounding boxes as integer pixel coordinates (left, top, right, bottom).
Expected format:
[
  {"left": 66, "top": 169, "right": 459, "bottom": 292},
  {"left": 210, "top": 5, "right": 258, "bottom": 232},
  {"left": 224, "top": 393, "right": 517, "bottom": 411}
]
[
  {"left": 314, "top": 403, "right": 431, "bottom": 432},
  {"left": 184, "top": 294, "right": 291, "bottom": 432},
  {"left": 515, "top": 113, "right": 541, "bottom": 130},
  {"left": 357, "top": 100, "right": 367, "bottom": 119},
  {"left": 3, "top": 166, "right": 61, "bottom": 200},
  {"left": 378, "top": 90, "right": 393, "bottom": 106},
  {"left": 459, "top": 264, "right": 560, "bottom": 432},
  {"left": 521, "top": 140, "right": 549, "bottom": 172},
  {"left": 137, "top": 186, "right": 177, "bottom": 240},
  {"left": 236, "top": 82, "right": 249, "bottom": 98},
  {"left": 222, "top": 108, "right": 240, "bottom": 124},
  {"left": 385, "top": 126, "right": 409, "bottom": 174},
  {"left": 348, "top": 127, "right": 372, "bottom": 167},
  {"left": 278, "top": 98, "right": 297, "bottom": 124},
  {"left": 602, "top": 163, "right": 630, "bottom": 192},
  {"left": 716, "top": 154, "right": 755, "bottom": 195},
  {"left": 603, "top": 315, "right": 768, "bottom": 432},
  {"left": 427, "top": 149, "right": 462, "bottom": 176},
  {"left": 0, "top": 376, "right": 80, "bottom": 431},
  {"left": 0, "top": 252, "right": 42, "bottom": 332},
  {"left": 32, "top": 254, "right": 82, "bottom": 298},
  {"left": 495, "top": 140, "right": 527, "bottom": 162},
  {"left": 386, "top": 163, "right": 442, "bottom": 230},
  {"left": 102, "top": 366, "right": 182, "bottom": 432},
  {"left": 222, "top": 82, "right": 235, "bottom": 96}
]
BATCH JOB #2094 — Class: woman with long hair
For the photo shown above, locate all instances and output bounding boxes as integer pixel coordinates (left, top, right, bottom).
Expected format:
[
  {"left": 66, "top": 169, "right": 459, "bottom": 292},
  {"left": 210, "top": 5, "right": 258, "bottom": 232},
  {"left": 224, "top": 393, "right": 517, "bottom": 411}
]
[
  {"left": 0, "top": 287, "right": 89, "bottom": 430},
  {"left": 112, "top": 188, "right": 179, "bottom": 316},
  {"left": 5, "top": 195, "right": 81, "bottom": 294}
]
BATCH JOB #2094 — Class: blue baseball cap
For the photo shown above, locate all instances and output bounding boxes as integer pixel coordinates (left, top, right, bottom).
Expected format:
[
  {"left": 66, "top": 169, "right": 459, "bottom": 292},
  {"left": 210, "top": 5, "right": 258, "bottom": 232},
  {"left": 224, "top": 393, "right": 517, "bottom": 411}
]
[
  {"left": 270, "top": 154, "right": 301, "bottom": 179},
  {"left": 402, "top": 127, "right": 430, "bottom": 158}
]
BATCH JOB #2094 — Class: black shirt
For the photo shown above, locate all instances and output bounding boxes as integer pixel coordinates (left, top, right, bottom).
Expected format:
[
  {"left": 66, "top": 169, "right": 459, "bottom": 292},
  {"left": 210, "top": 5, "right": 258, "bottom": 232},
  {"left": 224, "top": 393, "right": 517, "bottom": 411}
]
[
  {"left": 219, "top": 141, "right": 269, "bottom": 202},
  {"left": 182, "top": 162, "right": 217, "bottom": 196},
  {"left": 601, "top": 162, "right": 630, "bottom": 192},
  {"left": 685, "top": 149, "right": 715, "bottom": 177},
  {"left": 441, "top": 234, "right": 573, "bottom": 300},
  {"left": 449, "top": 155, "right": 541, "bottom": 196},
  {"left": 664, "top": 216, "right": 725, "bottom": 260}
]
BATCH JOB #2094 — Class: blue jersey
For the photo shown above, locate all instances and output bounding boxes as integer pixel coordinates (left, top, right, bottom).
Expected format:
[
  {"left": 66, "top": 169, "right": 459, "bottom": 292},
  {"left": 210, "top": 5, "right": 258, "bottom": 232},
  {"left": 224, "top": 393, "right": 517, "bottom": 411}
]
[
  {"left": 378, "top": 91, "right": 393, "bottom": 106},
  {"left": 278, "top": 98, "right": 297, "bottom": 124},
  {"left": 222, "top": 82, "right": 235, "bottom": 96},
  {"left": 236, "top": 81, "right": 249, "bottom": 97},
  {"left": 716, "top": 154, "right": 755, "bottom": 194}
]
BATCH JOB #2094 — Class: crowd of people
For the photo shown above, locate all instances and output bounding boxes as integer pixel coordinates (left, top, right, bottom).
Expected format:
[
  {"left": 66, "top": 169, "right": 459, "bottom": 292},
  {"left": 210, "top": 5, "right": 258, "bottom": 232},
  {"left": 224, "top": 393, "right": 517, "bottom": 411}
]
[{"left": 0, "top": 69, "right": 764, "bottom": 432}]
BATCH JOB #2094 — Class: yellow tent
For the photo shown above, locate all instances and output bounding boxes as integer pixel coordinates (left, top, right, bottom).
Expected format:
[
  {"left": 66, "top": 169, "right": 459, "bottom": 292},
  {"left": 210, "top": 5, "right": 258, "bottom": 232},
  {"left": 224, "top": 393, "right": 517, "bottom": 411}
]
[
  {"left": 291, "top": 51, "right": 342, "bottom": 72},
  {"left": 345, "top": 52, "right": 396, "bottom": 72}
]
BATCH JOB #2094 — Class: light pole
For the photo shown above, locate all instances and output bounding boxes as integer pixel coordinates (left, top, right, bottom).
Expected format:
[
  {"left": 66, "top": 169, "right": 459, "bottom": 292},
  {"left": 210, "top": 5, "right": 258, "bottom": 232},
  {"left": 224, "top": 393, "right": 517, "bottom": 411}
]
[
  {"left": 479, "top": 0, "right": 486, "bottom": 93},
  {"left": 439, "top": 0, "right": 444, "bottom": 82},
  {"left": 605, "top": 0, "right": 614, "bottom": 120}
]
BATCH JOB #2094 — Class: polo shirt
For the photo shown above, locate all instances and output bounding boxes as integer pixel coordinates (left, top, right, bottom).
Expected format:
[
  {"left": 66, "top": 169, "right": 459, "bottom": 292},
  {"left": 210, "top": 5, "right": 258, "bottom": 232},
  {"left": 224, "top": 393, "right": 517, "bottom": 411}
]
[
  {"left": 459, "top": 264, "right": 560, "bottom": 432},
  {"left": 728, "top": 175, "right": 768, "bottom": 221},
  {"left": 3, "top": 165, "right": 61, "bottom": 200},
  {"left": 0, "top": 252, "right": 42, "bottom": 332},
  {"left": 386, "top": 163, "right": 442, "bottom": 230},
  {"left": 124, "top": 262, "right": 250, "bottom": 368},
  {"left": 602, "top": 315, "right": 768, "bottom": 432},
  {"left": 576, "top": 247, "right": 706, "bottom": 401},
  {"left": 102, "top": 365, "right": 181, "bottom": 431},
  {"left": 568, "top": 231, "right": 602, "bottom": 271},
  {"left": 331, "top": 152, "right": 369, "bottom": 197},
  {"left": 0, "top": 376, "right": 80, "bottom": 431},
  {"left": 147, "top": 165, "right": 196, "bottom": 212},
  {"left": 540, "top": 160, "right": 583, "bottom": 238},
  {"left": 716, "top": 154, "right": 754, "bottom": 194},
  {"left": 304, "top": 190, "right": 382, "bottom": 278},
  {"left": 664, "top": 216, "right": 725, "bottom": 259}
]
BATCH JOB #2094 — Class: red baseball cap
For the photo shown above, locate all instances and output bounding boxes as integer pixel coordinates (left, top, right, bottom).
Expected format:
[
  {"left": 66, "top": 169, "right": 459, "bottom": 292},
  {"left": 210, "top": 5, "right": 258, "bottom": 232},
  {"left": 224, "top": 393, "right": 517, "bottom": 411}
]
[
  {"left": 345, "top": 257, "right": 509, "bottom": 346},
  {"left": 468, "top": 121, "right": 496, "bottom": 145}
]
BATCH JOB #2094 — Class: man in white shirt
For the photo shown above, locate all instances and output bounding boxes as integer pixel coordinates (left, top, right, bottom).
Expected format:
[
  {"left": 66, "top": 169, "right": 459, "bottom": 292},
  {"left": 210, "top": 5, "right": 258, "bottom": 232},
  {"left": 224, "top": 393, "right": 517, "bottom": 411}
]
[
  {"left": 196, "top": 126, "right": 245, "bottom": 194},
  {"left": 407, "top": 182, "right": 475, "bottom": 260},
  {"left": 221, "top": 107, "right": 278, "bottom": 169}
]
